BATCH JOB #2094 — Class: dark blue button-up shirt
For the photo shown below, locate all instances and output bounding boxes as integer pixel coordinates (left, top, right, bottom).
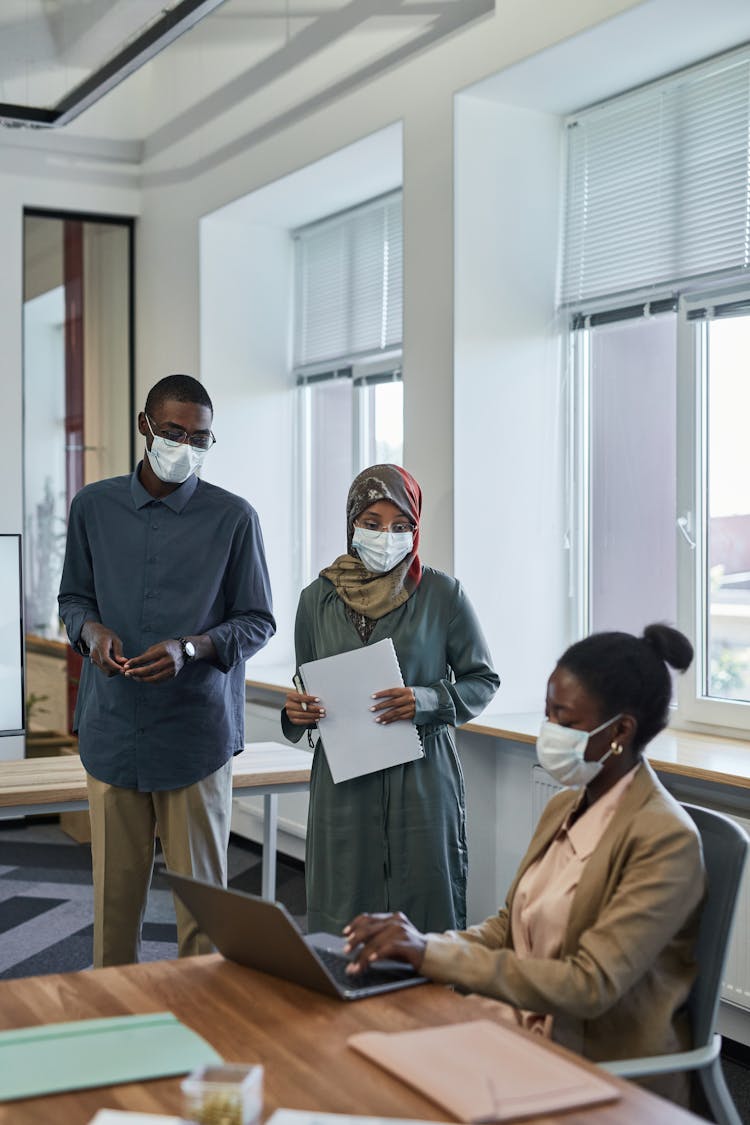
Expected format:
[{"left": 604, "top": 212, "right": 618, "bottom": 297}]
[{"left": 58, "top": 466, "right": 276, "bottom": 791}]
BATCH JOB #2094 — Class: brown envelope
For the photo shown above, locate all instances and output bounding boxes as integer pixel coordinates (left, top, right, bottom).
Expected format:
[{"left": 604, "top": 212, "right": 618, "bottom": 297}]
[{"left": 348, "top": 1019, "right": 620, "bottom": 1122}]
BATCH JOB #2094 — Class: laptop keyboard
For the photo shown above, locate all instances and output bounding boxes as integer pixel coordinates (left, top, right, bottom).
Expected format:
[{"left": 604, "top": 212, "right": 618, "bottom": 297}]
[{"left": 315, "top": 946, "right": 416, "bottom": 990}]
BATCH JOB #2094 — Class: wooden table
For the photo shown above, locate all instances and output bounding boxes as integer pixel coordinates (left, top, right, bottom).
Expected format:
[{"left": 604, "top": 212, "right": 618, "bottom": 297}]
[
  {"left": 0, "top": 743, "right": 311, "bottom": 900},
  {"left": 0, "top": 954, "right": 703, "bottom": 1125}
]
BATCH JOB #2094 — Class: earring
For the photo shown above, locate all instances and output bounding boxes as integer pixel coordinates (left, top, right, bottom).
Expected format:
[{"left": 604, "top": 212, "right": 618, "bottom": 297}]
[{"left": 610, "top": 740, "right": 623, "bottom": 755}]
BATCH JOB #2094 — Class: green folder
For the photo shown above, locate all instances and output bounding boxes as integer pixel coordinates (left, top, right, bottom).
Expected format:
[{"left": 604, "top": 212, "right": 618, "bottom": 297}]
[{"left": 0, "top": 1011, "right": 222, "bottom": 1102}]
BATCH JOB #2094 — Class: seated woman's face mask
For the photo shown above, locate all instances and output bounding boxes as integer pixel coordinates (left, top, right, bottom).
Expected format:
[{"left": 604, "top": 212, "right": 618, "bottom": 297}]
[
  {"left": 352, "top": 527, "right": 413, "bottom": 573},
  {"left": 536, "top": 714, "right": 622, "bottom": 788}
]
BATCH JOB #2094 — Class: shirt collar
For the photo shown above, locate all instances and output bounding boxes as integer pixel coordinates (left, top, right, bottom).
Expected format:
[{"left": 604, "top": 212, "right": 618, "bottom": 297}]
[
  {"left": 560, "top": 764, "right": 641, "bottom": 860},
  {"left": 130, "top": 462, "right": 199, "bottom": 512}
]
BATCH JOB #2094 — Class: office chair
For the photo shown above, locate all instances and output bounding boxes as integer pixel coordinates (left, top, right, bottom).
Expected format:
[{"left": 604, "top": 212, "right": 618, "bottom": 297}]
[{"left": 600, "top": 804, "right": 748, "bottom": 1125}]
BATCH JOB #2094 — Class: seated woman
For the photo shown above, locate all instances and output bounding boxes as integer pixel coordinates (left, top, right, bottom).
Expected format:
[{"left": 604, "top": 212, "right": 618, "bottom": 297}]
[{"left": 344, "top": 624, "right": 706, "bottom": 1105}]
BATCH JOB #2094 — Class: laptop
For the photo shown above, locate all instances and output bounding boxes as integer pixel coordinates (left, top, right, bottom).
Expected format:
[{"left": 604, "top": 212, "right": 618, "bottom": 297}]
[{"left": 168, "top": 871, "right": 427, "bottom": 1001}]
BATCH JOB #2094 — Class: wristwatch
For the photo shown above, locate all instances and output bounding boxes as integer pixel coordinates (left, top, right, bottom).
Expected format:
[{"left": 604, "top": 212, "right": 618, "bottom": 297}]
[{"left": 178, "top": 637, "right": 196, "bottom": 662}]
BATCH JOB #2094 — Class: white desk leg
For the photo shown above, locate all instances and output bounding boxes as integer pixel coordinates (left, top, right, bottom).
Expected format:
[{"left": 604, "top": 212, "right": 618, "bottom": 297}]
[{"left": 262, "top": 793, "right": 278, "bottom": 901}]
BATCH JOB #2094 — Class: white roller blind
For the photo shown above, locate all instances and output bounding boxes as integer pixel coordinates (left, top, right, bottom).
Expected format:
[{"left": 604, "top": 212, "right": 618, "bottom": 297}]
[
  {"left": 561, "top": 50, "right": 750, "bottom": 308},
  {"left": 294, "top": 192, "right": 402, "bottom": 370}
]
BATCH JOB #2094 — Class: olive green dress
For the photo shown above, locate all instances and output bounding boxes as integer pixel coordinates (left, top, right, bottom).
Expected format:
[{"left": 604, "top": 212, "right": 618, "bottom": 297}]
[{"left": 282, "top": 567, "right": 500, "bottom": 934}]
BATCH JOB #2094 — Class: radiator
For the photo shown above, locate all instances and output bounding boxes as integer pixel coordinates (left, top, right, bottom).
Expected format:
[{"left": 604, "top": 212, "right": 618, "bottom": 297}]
[
  {"left": 530, "top": 769, "right": 750, "bottom": 1013},
  {"left": 531, "top": 765, "right": 562, "bottom": 828}
]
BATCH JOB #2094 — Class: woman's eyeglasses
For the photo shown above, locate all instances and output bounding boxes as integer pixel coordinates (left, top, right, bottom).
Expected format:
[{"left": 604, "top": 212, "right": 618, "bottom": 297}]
[{"left": 354, "top": 518, "right": 415, "bottom": 535}]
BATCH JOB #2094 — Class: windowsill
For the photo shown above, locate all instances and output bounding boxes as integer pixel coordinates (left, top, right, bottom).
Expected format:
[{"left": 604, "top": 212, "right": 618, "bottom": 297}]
[
  {"left": 463, "top": 711, "right": 750, "bottom": 790},
  {"left": 245, "top": 674, "right": 750, "bottom": 790},
  {"left": 247, "top": 667, "right": 291, "bottom": 698}
]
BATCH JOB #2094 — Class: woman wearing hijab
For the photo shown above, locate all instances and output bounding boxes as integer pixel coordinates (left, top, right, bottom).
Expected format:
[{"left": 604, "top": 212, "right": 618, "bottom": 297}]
[{"left": 283, "top": 464, "right": 500, "bottom": 935}]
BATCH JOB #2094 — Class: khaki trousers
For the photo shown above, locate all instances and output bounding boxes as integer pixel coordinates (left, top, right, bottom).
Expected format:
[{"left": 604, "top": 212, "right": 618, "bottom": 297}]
[{"left": 86, "top": 760, "right": 233, "bottom": 968}]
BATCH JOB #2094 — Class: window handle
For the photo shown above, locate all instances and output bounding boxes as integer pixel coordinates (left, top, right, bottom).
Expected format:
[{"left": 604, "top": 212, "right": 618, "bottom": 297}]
[{"left": 677, "top": 514, "right": 696, "bottom": 550}]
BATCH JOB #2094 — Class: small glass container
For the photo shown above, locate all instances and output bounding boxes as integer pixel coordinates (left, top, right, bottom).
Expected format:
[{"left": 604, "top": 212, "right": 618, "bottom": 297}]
[{"left": 181, "top": 1063, "right": 264, "bottom": 1125}]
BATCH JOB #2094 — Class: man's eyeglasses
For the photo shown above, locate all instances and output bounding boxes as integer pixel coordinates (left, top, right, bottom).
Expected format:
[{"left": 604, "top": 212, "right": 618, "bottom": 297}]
[
  {"left": 145, "top": 414, "right": 216, "bottom": 451},
  {"left": 354, "top": 517, "right": 415, "bottom": 535}
]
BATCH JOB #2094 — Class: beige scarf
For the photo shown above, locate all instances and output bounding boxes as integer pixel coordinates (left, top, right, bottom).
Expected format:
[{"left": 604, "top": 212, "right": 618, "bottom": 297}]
[{"left": 320, "top": 552, "right": 413, "bottom": 620}]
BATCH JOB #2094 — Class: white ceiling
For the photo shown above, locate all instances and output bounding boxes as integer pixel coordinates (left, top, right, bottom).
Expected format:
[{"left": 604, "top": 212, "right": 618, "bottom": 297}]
[
  {"left": 0, "top": 0, "right": 492, "bottom": 158},
  {"left": 465, "top": 0, "right": 750, "bottom": 116}
]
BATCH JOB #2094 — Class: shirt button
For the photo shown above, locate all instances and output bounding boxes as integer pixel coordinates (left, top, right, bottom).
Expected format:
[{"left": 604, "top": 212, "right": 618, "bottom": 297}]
[
  {"left": 143, "top": 626, "right": 152, "bottom": 633},
  {"left": 138, "top": 728, "right": 145, "bottom": 736},
  {"left": 151, "top": 524, "right": 159, "bottom": 530}
]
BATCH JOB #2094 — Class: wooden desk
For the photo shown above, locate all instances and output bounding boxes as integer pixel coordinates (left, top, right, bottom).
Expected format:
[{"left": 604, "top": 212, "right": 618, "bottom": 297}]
[
  {"left": 0, "top": 743, "right": 311, "bottom": 900},
  {"left": 0, "top": 955, "right": 702, "bottom": 1125}
]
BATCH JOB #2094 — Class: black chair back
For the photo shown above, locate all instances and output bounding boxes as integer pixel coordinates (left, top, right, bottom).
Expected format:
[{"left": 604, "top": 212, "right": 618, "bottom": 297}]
[{"left": 682, "top": 804, "right": 749, "bottom": 1048}]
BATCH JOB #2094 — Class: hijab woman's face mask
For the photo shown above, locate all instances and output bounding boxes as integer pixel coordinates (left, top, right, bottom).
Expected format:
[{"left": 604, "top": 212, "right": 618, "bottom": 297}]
[{"left": 351, "top": 526, "right": 413, "bottom": 573}]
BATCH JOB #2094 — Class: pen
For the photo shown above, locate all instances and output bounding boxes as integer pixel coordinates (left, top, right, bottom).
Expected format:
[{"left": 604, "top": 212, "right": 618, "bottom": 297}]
[{"left": 293, "top": 673, "right": 307, "bottom": 711}]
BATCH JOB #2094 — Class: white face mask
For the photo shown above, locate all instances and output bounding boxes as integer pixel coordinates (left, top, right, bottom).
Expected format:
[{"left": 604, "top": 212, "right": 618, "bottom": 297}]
[
  {"left": 145, "top": 429, "right": 208, "bottom": 485},
  {"left": 535, "top": 713, "right": 622, "bottom": 788},
  {"left": 351, "top": 527, "right": 413, "bottom": 574}
]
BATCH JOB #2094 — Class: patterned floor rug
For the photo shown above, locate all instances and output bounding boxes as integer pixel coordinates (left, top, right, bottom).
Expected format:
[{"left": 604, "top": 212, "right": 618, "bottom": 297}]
[{"left": 0, "top": 818, "right": 306, "bottom": 979}]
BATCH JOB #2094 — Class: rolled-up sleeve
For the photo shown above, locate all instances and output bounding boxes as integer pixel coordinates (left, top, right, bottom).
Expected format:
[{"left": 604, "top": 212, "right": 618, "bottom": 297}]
[{"left": 206, "top": 507, "right": 276, "bottom": 672}]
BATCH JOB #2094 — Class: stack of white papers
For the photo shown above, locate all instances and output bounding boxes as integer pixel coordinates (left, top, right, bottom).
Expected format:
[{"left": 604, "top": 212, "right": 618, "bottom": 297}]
[{"left": 299, "top": 639, "right": 423, "bottom": 783}]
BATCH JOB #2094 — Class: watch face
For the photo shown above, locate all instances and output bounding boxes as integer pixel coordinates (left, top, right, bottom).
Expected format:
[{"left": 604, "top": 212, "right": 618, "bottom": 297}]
[{"left": 183, "top": 640, "right": 196, "bottom": 660}]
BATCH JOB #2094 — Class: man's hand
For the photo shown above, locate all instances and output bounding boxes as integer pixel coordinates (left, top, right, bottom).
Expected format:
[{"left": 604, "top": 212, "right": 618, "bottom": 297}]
[
  {"left": 82, "top": 622, "right": 127, "bottom": 677},
  {"left": 122, "top": 640, "right": 184, "bottom": 683},
  {"left": 342, "top": 911, "right": 427, "bottom": 975},
  {"left": 370, "top": 686, "right": 416, "bottom": 724}
]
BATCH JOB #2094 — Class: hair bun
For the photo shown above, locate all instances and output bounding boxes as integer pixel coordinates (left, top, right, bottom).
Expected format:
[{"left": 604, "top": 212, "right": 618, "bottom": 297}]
[{"left": 642, "top": 624, "right": 693, "bottom": 673}]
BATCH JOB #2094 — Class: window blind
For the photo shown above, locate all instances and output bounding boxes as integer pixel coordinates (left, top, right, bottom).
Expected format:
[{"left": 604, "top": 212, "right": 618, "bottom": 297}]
[
  {"left": 561, "top": 49, "right": 750, "bottom": 309},
  {"left": 293, "top": 192, "right": 403, "bottom": 371}
]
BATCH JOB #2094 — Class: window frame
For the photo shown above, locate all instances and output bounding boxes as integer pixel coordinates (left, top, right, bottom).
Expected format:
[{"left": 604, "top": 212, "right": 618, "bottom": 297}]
[
  {"left": 570, "top": 290, "right": 750, "bottom": 738},
  {"left": 675, "top": 289, "right": 750, "bottom": 735},
  {"left": 296, "top": 358, "right": 403, "bottom": 588}
]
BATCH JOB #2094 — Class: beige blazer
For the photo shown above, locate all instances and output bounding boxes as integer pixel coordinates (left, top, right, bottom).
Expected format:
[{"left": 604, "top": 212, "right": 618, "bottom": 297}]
[{"left": 423, "top": 761, "right": 706, "bottom": 1067}]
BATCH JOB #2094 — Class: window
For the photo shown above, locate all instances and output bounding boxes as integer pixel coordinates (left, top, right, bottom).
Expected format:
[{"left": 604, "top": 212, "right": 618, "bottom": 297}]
[
  {"left": 293, "top": 194, "right": 404, "bottom": 584},
  {"left": 571, "top": 311, "right": 677, "bottom": 640},
  {"left": 562, "top": 47, "right": 750, "bottom": 733}
]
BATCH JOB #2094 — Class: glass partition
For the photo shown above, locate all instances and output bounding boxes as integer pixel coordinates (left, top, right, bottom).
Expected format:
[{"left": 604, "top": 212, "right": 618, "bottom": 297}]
[{"left": 22, "top": 211, "right": 133, "bottom": 754}]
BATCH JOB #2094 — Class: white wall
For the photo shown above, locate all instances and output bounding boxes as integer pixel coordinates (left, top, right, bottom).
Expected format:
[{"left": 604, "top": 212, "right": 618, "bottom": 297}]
[
  {"left": 200, "top": 216, "right": 295, "bottom": 668},
  {"left": 454, "top": 95, "right": 567, "bottom": 709}
]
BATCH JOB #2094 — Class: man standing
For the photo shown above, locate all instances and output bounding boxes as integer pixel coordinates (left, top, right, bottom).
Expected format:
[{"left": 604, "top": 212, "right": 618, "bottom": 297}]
[{"left": 59, "top": 374, "right": 275, "bottom": 966}]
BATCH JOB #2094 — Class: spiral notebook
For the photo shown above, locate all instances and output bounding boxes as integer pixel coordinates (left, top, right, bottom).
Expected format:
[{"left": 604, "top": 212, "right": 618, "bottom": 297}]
[{"left": 299, "top": 638, "right": 423, "bottom": 783}]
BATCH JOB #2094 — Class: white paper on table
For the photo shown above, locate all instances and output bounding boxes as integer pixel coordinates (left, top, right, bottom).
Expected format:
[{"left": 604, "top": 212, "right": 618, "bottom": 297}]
[
  {"left": 268, "top": 1112, "right": 436, "bottom": 1125},
  {"left": 87, "top": 1112, "right": 183, "bottom": 1124},
  {"left": 299, "top": 638, "right": 424, "bottom": 784}
]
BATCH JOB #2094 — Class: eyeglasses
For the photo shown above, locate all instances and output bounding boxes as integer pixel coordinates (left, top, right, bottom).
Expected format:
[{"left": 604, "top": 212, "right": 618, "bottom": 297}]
[
  {"left": 145, "top": 414, "right": 216, "bottom": 451},
  {"left": 354, "top": 517, "right": 415, "bottom": 535}
]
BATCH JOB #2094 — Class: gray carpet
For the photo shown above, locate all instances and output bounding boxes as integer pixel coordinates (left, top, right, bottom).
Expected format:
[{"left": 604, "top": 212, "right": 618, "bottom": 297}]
[{"left": 0, "top": 818, "right": 306, "bottom": 978}]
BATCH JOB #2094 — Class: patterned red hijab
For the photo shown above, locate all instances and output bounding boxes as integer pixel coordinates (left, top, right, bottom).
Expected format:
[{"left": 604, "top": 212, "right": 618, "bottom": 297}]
[
  {"left": 345, "top": 463, "right": 422, "bottom": 590},
  {"left": 320, "top": 464, "right": 423, "bottom": 620}
]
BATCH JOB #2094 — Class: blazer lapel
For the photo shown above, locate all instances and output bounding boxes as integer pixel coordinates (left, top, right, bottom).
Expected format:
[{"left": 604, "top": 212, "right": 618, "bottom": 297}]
[{"left": 562, "top": 761, "right": 657, "bottom": 950}]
